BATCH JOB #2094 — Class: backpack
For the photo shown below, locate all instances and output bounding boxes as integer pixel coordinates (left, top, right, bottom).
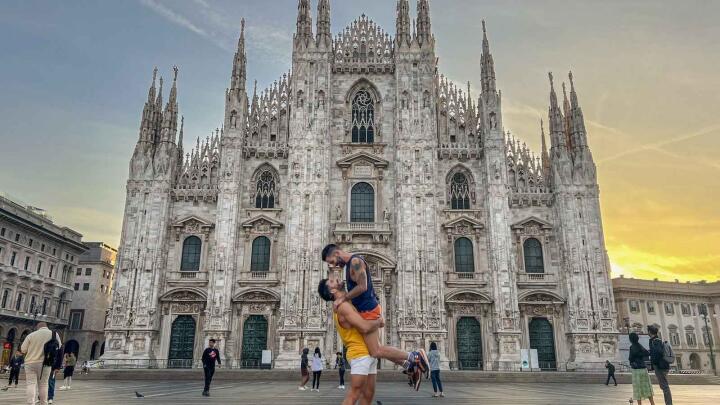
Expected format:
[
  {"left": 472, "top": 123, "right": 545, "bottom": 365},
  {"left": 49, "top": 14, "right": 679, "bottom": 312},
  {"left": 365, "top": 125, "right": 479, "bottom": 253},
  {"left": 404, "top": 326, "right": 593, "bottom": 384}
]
[
  {"left": 42, "top": 332, "right": 60, "bottom": 367},
  {"left": 662, "top": 341, "right": 675, "bottom": 364}
]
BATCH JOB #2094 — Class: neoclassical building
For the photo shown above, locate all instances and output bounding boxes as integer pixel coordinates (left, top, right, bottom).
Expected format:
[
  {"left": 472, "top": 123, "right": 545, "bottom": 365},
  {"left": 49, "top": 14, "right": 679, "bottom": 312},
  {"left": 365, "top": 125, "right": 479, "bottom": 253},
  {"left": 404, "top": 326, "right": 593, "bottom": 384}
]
[{"left": 104, "top": 0, "right": 618, "bottom": 370}]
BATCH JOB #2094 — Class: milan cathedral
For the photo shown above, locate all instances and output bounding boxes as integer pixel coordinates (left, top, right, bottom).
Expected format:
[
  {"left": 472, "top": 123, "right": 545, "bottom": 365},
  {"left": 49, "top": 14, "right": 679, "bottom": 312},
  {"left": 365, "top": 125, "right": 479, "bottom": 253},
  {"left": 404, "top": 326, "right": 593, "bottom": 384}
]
[{"left": 104, "top": 0, "right": 618, "bottom": 370}]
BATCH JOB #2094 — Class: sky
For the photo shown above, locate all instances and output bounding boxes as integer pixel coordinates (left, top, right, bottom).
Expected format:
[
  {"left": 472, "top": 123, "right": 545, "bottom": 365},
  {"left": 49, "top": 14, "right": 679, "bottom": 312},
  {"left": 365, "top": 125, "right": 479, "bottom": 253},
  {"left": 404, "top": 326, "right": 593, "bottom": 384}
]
[{"left": 0, "top": 0, "right": 718, "bottom": 282}]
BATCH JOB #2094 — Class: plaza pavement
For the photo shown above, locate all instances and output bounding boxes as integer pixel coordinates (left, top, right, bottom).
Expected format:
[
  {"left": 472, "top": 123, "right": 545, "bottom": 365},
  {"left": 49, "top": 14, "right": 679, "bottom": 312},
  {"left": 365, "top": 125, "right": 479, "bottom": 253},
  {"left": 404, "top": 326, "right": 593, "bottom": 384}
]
[{"left": 1, "top": 379, "right": 719, "bottom": 404}]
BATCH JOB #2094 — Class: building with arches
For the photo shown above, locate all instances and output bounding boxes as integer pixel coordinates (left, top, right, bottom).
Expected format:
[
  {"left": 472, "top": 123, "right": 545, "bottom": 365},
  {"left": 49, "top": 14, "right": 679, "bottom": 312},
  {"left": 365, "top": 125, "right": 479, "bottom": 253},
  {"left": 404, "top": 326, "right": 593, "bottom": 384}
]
[{"left": 104, "top": 1, "right": 618, "bottom": 370}]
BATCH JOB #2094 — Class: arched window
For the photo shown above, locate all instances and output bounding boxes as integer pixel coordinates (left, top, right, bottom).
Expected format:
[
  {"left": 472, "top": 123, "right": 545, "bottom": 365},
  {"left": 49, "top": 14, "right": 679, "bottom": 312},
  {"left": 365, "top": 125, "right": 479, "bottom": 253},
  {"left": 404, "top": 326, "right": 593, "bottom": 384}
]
[
  {"left": 668, "top": 325, "right": 680, "bottom": 346},
  {"left": 450, "top": 172, "right": 471, "bottom": 210},
  {"left": 454, "top": 237, "right": 475, "bottom": 273},
  {"left": 523, "top": 238, "right": 545, "bottom": 273},
  {"left": 180, "top": 236, "right": 202, "bottom": 271},
  {"left": 685, "top": 326, "right": 697, "bottom": 347},
  {"left": 250, "top": 236, "right": 271, "bottom": 272},
  {"left": 255, "top": 170, "right": 277, "bottom": 209},
  {"left": 350, "top": 182, "right": 374, "bottom": 223},
  {"left": 351, "top": 90, "right": 375, "bottom": 143}
]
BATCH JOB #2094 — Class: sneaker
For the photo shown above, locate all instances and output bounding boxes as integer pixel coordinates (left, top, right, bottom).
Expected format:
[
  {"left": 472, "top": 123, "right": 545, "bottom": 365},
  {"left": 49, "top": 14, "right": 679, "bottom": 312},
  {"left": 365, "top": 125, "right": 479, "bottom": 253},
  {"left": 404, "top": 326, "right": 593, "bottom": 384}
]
[
  {"left": 298, "top": 386, "right": 306, "bottom": 391},
  {"left": 49, "top": 400, "right": 53, "bottom": 404},
  {"left": 202, "top": 390, "right": 209, "bottom": 397},
  {"left": 59, "top": 386, "right": 67, "bottom": 391},
  {"left": 439, "top": 392, "right": 445, "bottom": 397},
  {"left": 433, "top": 393, "right": 440, "bottom": 397}
]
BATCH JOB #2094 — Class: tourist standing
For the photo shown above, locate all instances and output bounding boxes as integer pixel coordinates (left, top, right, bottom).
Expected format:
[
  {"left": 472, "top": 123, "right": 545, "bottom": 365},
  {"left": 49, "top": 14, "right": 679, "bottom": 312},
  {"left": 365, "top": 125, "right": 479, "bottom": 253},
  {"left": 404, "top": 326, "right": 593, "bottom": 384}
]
[
  {"left": 311, "top": 347, "right": 323, "bottom": 392},
  {"left": 298, "top": 348, "right": 310, "bottom": 391},
  {"left": 5, "top": 350, "right": 23, "bottom": 389},
  {"left": 648, "top": 325, "right": 673, "bottom": 405},
  {"left": 48, "top": 341, "right": 64, "bottom": 404},
  {"left": 605, "top": 360, "right": 617, "bottom": 386},
  {"left": 428, "top": 342, "right": 444, "bottom": 398},
  {"left": 335, "top": 351, "right": 346, "bottom": 390},
  {"left": 59, "top": 352, "right": 76, "bottom": 390},
  {"left": 20, "top": 322, "right": 61, "bottom": 405},
  {"left": 201, "top": 339, "right": 221, "bottom": 397},
  {"left": 628, "top": 332, "right": 655, "bottom": 405}
]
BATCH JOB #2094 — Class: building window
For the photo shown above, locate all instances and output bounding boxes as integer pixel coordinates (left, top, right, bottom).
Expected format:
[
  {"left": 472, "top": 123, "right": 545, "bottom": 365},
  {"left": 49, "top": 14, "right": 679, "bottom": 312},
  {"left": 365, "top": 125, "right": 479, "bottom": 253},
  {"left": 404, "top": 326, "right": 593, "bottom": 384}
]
[
  {"left": 37, "top": 261, "right": 43, "bottom": 274},
  {"left": 1, "top": 290, "right": 9, "bottom": 308},
  {"left": 74, "top": 283, "right": 79, "bottom": 291},
  {"left": 180, "top": 236, "right": 202, "bottom": 271},
  {"left": 15, "top": 293, "right": 23, "bottom": 311},
  {"left": 681, "top": 304, "right": 691, "bottom": 316},
  {"left": 42, "top": 298, "right": 48, "bottom": 315},
  {"left": 52, "top": 248, "right": 56, "bottom": 255},
  {"left": 629, "top": 300, "right": 640, "bottom": 313},
  {"left": 41, "top": 243, "right": 45, "bottom": 252},
  {"left": 669, "top": 326, "right": 680, "bottom": 346},
  {"left": 449, "top": 173, "right": 471, "bottom": 210},
  {"left": 685, "top": 326, "right": 697, "bottom": 347},
  {"left": 85, "top": 268, "right": 92, "bottom": 276},
  {"left": 49, "top": 265, "right": 54, "bottom": 278},
  {"left": 15, "top": 233, "right": 20, "bottom": 242},
  {"left": 69, "top": 311, "right": 83, "bottom": 330},
  {"left": 350, "top": 182, "right": 374, "bottom": 223},
  {"left": 664, "top": 302, "right": 675, "bottom": 315},
  {"left": 351, "top": 90, "right": 375, "bottom": 143},
  {"left": 82, "top": 283, "right": 90, "bottom": 291},
  {"left": 0, "top": 227, "right": 5, "bottom": 237},
  {"left": 254, "top": 170, "right": 277, "bottom": 209},
  {"left": 10, "top": 252, "right": 17, "bottom": 266},
  {"left": 23, "top": 256, "right": 30, "bottom": 270},
  {"left": 30, "top": 296, "right": 37, "bottom": 312},
  {"left": 76, "top": 267, "right": 82, "bottom": 276},
  {"left": 646, "top": 301, "right": 656, "bottom": 314},
  {"left": 453, "top": 237, "right": 475, "bottom": 273},
  {"left": 28, "top": 238, "right": 33, "bottom": 247},
  {"left": 523, "top": 238, "right": 545, "bottom": 273},
  {"left": 250, "top": 236, "right": 271, "bottom": 273}
]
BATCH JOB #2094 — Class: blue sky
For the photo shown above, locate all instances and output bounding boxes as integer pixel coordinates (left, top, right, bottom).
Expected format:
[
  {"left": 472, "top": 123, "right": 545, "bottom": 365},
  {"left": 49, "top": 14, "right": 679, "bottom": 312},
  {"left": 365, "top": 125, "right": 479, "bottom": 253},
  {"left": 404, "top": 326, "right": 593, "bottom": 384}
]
[{"left": 0, "top": 1, "right": 718, "bottom": 280}]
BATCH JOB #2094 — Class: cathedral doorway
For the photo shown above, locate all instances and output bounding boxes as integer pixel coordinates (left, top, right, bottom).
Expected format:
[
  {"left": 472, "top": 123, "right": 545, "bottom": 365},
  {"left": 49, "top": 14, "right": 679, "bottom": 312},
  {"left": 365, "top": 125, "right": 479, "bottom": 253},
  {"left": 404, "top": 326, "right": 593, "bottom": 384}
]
[
  {"left": 529, "top": 318, "right": 556, "bottom": 370},
  {"left": 241, "top": 315, "right": 268, "bottom": 368},
  {"left": 456, "top": 317, "right": 482, "bottom": 370},
  {"left": 168, "top": 315, "right": 196, "bottom": 368}
]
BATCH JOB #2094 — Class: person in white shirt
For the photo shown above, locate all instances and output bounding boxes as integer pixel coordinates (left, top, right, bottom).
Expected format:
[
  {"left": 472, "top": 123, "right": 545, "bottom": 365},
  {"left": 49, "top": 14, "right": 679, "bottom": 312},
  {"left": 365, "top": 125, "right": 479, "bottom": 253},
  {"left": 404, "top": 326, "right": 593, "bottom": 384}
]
[
  {"left": 20, "top": 322, "right": 61, "bottom": 405},
  {"left": 311, "top": 347, "right": 324, "bottom": 392}
]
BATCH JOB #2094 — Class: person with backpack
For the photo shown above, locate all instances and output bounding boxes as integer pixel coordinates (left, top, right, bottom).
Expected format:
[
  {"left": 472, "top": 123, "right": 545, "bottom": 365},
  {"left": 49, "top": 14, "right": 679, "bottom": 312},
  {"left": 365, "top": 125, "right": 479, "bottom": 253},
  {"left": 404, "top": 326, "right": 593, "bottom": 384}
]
[
  {"left": 648, "top": 325, "right": 673, "bottom": 405},
  {"left": 47, "top": 340, "right": 64, "bottom": 405},
  {"left": 20, "top": 322, "right": 61, "bottom": 405}
]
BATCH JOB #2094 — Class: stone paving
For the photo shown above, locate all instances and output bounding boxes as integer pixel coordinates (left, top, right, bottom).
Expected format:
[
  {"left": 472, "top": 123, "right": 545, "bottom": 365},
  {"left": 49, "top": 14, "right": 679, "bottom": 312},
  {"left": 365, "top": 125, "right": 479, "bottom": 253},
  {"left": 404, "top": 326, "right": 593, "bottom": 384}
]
[{"left": 1, "top": 379, "right": 719, "bottom": 404}]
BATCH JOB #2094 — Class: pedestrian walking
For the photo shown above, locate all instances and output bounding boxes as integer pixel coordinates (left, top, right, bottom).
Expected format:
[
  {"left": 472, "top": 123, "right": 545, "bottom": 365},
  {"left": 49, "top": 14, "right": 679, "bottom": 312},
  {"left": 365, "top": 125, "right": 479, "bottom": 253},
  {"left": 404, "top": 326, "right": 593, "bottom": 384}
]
[
  {"left": 20, "top": 321, "right": 62, "bottom": 405},
  {"left": 605, "top": 360, "right": 617, "bottom": 386},
  {"left": 648, "top": 325, "right": 673, "bottom": 405},
  {"left": 59, "top": 352, "right": 76, "bottom": 390},
  {"left": 311, "top": 347, "right": 323, "bottom": 392},
  {"left": 334, "top": 351, "right": 346, "bottom": 390},
  {"left": 5, "top": 350, "right": 23, "bottom": 389},
  {"left": 298, "top": 348, "right": 310, "bottom": 391},
  {"left": 201, "top": 339, "right": 221, "bottom": 397},
  {"left": 48, "top": 342, "right": 64, "bottom": 404},
  {"left": 628, "top": 332, "right": 655, "bottom": 405},
  {"left": 428, "top": 342, "right": 444, "bottom": 398}
]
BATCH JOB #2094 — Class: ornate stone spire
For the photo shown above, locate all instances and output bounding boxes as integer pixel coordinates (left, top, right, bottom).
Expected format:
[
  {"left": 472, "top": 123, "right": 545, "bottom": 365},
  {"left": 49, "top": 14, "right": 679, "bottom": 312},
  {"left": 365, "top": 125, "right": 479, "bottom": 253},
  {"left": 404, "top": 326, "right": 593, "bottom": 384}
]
[
  {"left": 396, "top": 0, "right": 410, "bottom": 47},
  {"left": 295, "top": 0, "right": 313, "bottom": 46},
  {"left": 230, "top": 19, "right": 247, "bottom": 93},
  {"left": 540, "top": 118, "right": 550, "bottom": 176},
  {"left": 568, "top": 71, "right": 588, "bottom": 149},
  {"left": 416, "top": 0, "right": 432, "bottom": 45},
  {"left": 316, "top": 0, "right": 331, "bottom": 47},
  {"left": 480, "top": 20, "right": 496, "bottom": 94},
  {"left": 548, "top": 72, "right": 567, "bottom": 152},
  {"left": 139, "top": 68, "right": 159, "bottom": 142},
  {"left": 161, "top": 66, "right": 179, "bottom": 139}
]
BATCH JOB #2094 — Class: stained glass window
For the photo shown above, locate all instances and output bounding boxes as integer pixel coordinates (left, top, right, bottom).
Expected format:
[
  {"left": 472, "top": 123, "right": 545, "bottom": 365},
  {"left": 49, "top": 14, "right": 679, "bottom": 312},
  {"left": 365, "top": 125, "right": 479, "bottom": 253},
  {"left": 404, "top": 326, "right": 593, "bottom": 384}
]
[
  {"left": 450, "top": 173, "right": 471, "bottom": 210},
  {"left": 255, "top": 171, "right": 277, "bottom": 209},
  {"left": 351, "top": 90, "right": 375, "bottom": 143}
]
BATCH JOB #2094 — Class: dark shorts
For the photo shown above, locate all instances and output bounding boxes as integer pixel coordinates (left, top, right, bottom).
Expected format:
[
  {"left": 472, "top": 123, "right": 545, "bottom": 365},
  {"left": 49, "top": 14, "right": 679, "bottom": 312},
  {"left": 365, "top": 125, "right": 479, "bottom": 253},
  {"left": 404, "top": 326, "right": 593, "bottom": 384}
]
[
  {"left": 301, "top": 368, "right": 309, "bottom": 377},
  {"left": 64, "top": 366, "right": 75, "bottom": 377}
]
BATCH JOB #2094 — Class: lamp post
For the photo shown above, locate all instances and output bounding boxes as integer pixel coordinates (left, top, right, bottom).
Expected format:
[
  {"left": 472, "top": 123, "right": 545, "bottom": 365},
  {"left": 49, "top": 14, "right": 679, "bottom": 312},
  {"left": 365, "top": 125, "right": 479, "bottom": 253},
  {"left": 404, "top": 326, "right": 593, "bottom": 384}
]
[
  {"left": 25, "top": 303, "right": 47, "bottom": 326},
  {"left": 699, "top": 304, "right": 717, "bottom": 376}
]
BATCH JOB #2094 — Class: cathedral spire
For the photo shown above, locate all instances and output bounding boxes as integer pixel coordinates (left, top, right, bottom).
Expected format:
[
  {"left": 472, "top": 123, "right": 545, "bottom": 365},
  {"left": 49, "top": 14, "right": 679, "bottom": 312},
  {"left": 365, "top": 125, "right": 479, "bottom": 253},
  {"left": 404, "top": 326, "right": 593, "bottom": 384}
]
[
  {"left": 540, "top": 118, "right": 550, "bottom": 176},
  {"left": 396, "top": 0, "right": 411, "bottom": 47},
  {"left": 568, "top": 71, "right": 589, "bottom": 149},
  {"left": 161, "top": 66, "right": 179, "bottom": 139},
  {"left": 316, "top": 0, "right": 331, "bottom": 47},
  {"left": 548, "top": 72, "right": 567, "bottom": 152},
  {"left": 230, "top": 19, "right": 247, "bottom": 93},
  {"left": 295, "top": 0, "right": 313, "bottom": 46},
  {"left": 147, "top": 67, "right": 158, "bottom": 104},
  {"left": 416, "top": 0, "right": 432, "bottom": 46},
  {"left": 480, "top": 20, "right": 497, "bottom": 95},
  {"left": 139, "top": 68, "right": 159, "bottom": 142}
]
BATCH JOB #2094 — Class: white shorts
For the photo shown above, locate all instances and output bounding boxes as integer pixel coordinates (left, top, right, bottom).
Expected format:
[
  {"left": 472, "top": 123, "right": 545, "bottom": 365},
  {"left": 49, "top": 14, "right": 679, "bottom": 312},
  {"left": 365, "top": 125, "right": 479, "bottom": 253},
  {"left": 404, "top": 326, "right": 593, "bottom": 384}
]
[{"left": 350, "top": 356, "right": 377, "bottom": 376}]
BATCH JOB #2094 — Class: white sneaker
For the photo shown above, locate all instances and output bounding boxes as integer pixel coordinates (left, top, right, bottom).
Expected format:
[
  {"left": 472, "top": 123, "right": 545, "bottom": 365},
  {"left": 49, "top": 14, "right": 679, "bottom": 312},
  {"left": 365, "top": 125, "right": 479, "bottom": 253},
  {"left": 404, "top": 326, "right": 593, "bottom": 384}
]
[
  {"left": 59, "top": 386, "right": 67, "bottom": 391},
  {"left": 298, "top": 386, "right": 306, "bottom": 391},
  {"left": 49, "top": 400, "right": 53, "bottom": 404}
]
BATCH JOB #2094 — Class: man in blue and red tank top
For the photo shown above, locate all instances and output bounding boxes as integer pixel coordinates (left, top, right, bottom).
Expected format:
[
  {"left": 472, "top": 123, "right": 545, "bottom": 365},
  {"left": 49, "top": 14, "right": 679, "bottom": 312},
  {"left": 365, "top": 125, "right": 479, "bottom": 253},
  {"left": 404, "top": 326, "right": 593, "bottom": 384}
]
[{"left": 322, "top": 244, "right": 430, "bottom": 390}]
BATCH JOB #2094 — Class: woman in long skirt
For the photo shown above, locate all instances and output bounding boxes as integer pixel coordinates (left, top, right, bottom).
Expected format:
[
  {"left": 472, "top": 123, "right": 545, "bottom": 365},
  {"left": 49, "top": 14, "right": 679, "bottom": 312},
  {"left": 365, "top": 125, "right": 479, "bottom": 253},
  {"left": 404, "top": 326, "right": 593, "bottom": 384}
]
[{"left": 628, "top": 333, "right": 655, "bottom": 405}]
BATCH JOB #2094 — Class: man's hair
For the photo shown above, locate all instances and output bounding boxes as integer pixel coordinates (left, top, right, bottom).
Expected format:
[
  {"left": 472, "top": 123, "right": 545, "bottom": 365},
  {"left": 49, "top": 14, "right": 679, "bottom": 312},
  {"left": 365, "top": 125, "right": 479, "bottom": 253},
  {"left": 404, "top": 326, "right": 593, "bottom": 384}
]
[
  {"left": 647, "top": 325, "right": 659, "bottom": 336},
  {"left": 321, "top": 244, "right": 338, "bottom": 262},
  {"left": 209, "top": 339, "right": 216, "bottom": 343},
  {"left": 318, "top": 279, "right": 335, "bottom": 302},
  {"left": 629, "top": 332, "right": 639, "bottom": 344}
]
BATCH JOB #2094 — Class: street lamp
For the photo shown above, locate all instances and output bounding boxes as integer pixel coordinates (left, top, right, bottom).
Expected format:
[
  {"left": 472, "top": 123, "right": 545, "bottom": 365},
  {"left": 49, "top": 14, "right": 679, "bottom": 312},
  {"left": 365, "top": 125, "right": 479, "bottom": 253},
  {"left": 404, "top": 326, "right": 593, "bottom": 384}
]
[
  {"left": 25, "top": 303, "right": 47, "bottom": 326},
  {"left": 699, "top": 304, "right": 717, "bottom": 376}
]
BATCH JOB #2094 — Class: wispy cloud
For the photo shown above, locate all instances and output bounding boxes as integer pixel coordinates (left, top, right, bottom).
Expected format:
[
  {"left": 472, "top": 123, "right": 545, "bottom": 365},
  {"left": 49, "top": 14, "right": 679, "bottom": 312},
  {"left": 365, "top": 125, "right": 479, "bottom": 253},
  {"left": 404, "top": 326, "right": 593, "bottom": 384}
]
[{"left": 139, "top": 0, "right": 208, "bottom": 37}]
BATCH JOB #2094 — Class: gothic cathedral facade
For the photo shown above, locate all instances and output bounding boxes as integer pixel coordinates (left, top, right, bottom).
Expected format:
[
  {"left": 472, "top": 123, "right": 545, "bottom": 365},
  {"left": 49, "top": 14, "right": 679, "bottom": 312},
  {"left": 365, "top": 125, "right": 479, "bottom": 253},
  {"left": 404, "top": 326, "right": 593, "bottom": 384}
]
[{"left": 104, "top": 0, "right": 618, "bottom": 371}]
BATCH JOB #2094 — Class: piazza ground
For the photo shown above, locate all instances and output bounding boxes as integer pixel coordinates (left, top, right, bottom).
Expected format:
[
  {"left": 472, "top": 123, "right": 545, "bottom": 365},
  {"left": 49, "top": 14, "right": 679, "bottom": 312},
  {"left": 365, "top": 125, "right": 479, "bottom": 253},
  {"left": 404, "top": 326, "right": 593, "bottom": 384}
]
[{"left": 2, "top": 379, "right": 720, "bottom": 404}]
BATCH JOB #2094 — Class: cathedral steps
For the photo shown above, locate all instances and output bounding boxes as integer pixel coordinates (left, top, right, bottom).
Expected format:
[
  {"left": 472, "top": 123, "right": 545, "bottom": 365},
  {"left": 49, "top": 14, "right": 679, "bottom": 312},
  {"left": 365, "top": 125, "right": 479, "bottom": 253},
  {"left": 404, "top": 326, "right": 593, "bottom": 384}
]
[{"left": 74, "top": 369, "right": 720, "bottom": 385}]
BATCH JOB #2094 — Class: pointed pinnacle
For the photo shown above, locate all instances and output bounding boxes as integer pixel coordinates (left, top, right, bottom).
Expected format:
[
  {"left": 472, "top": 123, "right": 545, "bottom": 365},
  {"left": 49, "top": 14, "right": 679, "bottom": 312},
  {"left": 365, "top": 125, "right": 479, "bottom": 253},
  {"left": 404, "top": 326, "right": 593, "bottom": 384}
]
[
  {"left": 173, "top": 65, "right": 179, "bottom": 82},
  {"left": 152, "top": 67, "right": 158, "bottom": 85}
]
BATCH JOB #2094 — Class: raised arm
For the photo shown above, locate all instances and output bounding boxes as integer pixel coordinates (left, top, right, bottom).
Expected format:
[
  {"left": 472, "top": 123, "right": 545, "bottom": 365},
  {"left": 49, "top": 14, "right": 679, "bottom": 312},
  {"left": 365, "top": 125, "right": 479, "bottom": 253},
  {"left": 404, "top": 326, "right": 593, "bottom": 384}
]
[{"left": 338, "top": 301, "right": 383, "bottom": 334}]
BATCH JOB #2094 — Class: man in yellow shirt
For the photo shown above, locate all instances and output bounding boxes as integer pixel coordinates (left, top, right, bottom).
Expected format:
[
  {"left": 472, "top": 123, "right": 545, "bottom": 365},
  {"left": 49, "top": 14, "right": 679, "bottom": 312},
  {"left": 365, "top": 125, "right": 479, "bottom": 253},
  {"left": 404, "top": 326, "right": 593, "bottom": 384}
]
[{"left": 319, "top": 276, "right": 385, "bottom": 405}]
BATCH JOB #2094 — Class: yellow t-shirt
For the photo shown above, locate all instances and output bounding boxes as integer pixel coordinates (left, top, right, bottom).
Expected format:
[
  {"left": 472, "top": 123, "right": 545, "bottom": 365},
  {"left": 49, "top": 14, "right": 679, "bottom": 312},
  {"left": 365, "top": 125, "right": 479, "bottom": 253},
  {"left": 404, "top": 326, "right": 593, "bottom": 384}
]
[{"left": 334, "top": 312, "right": 369, "bottom": 361}]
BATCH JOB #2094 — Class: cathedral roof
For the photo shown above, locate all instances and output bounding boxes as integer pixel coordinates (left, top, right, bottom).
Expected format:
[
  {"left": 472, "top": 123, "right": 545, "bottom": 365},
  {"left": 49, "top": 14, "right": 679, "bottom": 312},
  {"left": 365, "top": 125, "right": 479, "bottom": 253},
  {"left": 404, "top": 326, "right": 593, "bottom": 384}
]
[{"left": 333, "top": 14, "right": 394, "bottom": 74}]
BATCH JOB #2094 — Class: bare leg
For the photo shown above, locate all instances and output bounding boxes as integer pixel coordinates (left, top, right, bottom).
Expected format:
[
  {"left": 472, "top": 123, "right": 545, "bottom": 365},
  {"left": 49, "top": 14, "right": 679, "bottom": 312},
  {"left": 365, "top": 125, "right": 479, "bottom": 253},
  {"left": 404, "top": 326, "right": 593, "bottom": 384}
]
[
  {"left": 343, "top": 374, "right": 367, "bottom": 405},
  {"left": 362, "top": 329, "right": 408, "bottom": 365},
  {"left": 638, "top": 400, "right": 642, "bottom": 405},
  {"left": 359, "top": 374, "right": 376, "bottom": 405},
  {"left": 649, "top": 396, "right": 656, "bottom": 405}
]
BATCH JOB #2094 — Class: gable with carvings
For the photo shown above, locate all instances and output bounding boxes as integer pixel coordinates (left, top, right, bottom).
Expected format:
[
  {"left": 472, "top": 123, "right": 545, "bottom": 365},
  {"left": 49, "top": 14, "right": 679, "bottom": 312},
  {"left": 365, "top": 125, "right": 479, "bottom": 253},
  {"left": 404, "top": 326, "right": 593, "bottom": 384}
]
[
  {"left": 171, "top": 216, "right": 215, "bottom": 241},
  {"left": 241, "top": 214, "right": 283, "bottom": 241}
]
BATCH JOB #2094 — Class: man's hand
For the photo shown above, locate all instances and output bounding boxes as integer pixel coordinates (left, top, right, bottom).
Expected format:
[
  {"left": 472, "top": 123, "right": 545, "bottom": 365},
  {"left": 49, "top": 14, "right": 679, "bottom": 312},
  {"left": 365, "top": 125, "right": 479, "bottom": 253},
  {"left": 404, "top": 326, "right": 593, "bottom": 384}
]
[
  {"left": 378, "top": 317, "right": 385, "bottom": 328},
  {"left": 333, "top": 295, "right": 347, "bottom": 311}
]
